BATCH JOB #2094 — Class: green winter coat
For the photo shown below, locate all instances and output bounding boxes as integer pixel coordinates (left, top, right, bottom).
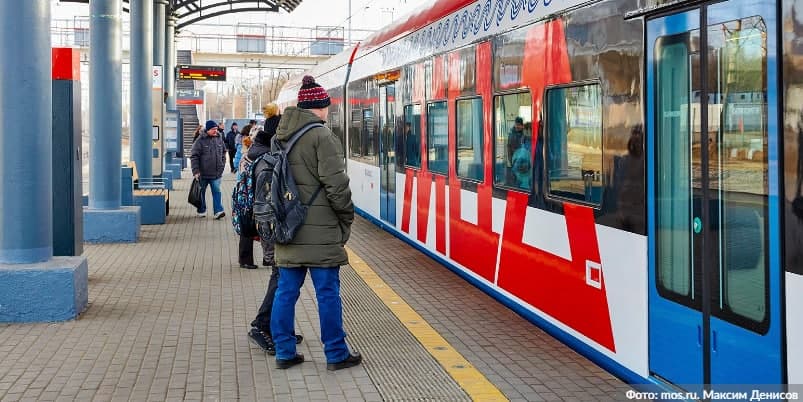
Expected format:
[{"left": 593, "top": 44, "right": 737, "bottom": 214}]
[{"left": 273, "top": 106, "right": 354, "bottom": 267}]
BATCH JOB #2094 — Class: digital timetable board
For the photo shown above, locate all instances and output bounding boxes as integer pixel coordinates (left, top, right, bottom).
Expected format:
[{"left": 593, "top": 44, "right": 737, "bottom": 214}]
[{"left": 177, "top": 65, "right": 227, "bottom": 81}]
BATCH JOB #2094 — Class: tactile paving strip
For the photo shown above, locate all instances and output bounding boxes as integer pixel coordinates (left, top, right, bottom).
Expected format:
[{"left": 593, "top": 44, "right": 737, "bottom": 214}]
[{"left": 340, "top": 265, "right": 472, "bottom": 401}]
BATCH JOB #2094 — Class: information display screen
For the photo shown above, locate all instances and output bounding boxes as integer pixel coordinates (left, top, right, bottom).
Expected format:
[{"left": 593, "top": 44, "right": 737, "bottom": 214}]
[{"left": 178, "top": 65, "right": 227, "bottom": 81}]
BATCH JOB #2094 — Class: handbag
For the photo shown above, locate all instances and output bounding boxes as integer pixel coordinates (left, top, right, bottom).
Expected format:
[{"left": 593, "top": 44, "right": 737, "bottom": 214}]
[{"left": 188, "top": 177, "right": 203, "bottom": 209}]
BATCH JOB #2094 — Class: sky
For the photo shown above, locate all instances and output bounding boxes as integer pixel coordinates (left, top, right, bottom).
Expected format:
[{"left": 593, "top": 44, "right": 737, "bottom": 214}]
[{"left": 50, "top": 0, "right": 432, "bottom": 120}]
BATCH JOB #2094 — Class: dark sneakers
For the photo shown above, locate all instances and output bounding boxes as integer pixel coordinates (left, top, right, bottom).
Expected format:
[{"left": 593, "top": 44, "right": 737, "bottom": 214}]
[
  {"left": 248, "top": 328, "right": 273, "bottom": 354},
  {"left": 239, "top": 263, "right": 258, "bottom": 269},
  {"left": 248, "top": 328, "right": 303, "bottom": 356},
  {"left": 326, "top": 352, "right": 362, "bottom": 371},
  {"left": 276, "top": 353, "right": 304, "bottom": 369}
]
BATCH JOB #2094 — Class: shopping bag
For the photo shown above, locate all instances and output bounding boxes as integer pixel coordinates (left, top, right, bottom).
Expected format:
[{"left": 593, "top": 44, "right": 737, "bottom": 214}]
[{"left": 188, "top": 177, "right": 203, "bottom": 209}]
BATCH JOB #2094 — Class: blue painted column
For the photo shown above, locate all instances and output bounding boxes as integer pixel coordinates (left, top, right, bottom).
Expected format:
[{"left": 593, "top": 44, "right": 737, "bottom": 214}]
[
  {"left": 84, "top": 0, "right": 141, "bottom": 243},
  {"left": 165, "top": 14, "right": 177, "bottom": 110},
  {"left": 0, "top": 0, "right": 88, "bottom": 322},
  {"left": 130, "top": 0, "right": 153, "bottom": 179},
  {"left": 0, "top": 1, "right": 52, "bottom": 263},
  {"left": 89, "top": 0, "right": 122, "bottom": 210},
  {"left": 153, "top": 0, "right": 165, "bottom": 67},
  {"left": 153, "top": 0, "right": 167, "bottom": 183}
]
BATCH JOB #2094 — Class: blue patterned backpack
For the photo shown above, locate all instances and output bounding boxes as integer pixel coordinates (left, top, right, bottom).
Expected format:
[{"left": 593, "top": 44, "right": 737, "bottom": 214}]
[{"left": 231, "top": 154, "right": 266, "bottom": 238}]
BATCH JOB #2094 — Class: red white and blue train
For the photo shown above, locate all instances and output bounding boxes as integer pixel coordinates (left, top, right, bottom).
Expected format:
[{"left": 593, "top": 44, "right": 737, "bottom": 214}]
[{"left": 276, "top": 0, "right": 803, "bottom": 393}]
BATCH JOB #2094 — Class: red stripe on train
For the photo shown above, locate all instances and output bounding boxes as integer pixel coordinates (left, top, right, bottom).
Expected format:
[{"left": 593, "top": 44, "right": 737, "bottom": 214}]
[{"left": 401, "top": 20, "right": 615, "bottom": 352}]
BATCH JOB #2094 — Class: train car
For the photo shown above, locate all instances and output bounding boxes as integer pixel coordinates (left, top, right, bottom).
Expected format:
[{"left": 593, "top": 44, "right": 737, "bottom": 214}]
[{"left": 276, "top": 0, "right": 803, "bottom": 394}]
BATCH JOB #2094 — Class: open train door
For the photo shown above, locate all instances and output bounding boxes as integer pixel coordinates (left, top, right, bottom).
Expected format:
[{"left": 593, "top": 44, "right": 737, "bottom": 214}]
[{"left": 646, "top": 0, "right": 783, "bottom": 390}]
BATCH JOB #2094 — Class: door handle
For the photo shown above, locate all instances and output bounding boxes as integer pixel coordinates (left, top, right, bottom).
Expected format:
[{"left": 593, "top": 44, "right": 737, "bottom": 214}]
[{"left": 697, "top": 325, "right": 702, "bottom": 347}]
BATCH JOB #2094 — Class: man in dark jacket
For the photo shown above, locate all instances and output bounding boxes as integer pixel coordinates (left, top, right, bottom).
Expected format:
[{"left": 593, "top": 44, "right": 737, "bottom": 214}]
[
  {"left": 190, "top": 120, "right": 227, "bottom": 219},
  {"left": 225, "top": 122, "right": 239, "bottom": 173},
  {"left": 269, "top": 75, "right": 361, "bottom": 371}
]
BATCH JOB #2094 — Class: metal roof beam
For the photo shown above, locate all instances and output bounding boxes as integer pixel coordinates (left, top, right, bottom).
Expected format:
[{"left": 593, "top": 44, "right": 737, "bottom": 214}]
[
  {"left": 177, "top": 5, "right": 280, "bottom": 30},
  {"left": 57, "top": 0, "right": 301, "bottom": 27}
]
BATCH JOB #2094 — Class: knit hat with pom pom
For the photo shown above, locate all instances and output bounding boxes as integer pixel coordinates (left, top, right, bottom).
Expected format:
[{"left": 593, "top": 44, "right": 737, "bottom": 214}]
[{"left": 297, "top": 75, "right": 331, "bottom": 109}]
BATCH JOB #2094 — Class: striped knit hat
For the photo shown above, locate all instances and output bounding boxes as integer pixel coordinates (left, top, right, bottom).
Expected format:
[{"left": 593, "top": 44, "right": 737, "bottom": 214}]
[{"left": 297, "top": 75, "right": 331, "bottom": 109}]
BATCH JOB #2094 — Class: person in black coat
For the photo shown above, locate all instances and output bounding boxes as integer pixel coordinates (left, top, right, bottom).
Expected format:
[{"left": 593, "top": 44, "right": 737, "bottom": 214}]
[
  {"left": 246, "top": 104, "right": 303, "bottom": 355},
  {"left": 225, "top": 122, "right": 239, "bottom": 173}
]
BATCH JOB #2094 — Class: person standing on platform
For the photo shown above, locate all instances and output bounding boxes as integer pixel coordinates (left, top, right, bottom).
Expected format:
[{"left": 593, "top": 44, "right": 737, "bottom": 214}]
[
  {"left": 270, "top": 76, "right": 362, "bottom": 371},
  {"left": 246, "top": 116, "right": 304, "bottom": 355},
  {"left": 190, "top": 120, "right": 227, "bottom": 219},
  {"left": 225, "top": 122, "right": 239, "bottom": 173},
  {"left": 256, "top": 104, "right": 280, "bottom": 269},
  {"left": 234, "top": 122, "right": 254, "bottom": 170}
]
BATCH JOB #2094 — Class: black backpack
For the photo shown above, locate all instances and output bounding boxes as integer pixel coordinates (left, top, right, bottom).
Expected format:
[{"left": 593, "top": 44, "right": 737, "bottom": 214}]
[{"left": 253, "top": 123, "right": 324, "bottom": 244}]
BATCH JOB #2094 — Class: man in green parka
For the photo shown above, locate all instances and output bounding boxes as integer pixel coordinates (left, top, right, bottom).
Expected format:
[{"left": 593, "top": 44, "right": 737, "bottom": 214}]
[{"left": 270, "top": 75, "right": 362, "bottom": 371}]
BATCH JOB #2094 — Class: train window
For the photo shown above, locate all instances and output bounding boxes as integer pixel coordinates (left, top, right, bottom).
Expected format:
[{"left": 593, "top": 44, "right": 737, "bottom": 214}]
[
  {"left": 456, "top": 97, "right": 484, "bottom": 181},
  {"left": 457, "top": 47, "right": 476, "bottom": 95},
  {"left": 401, "top": 65, "right": 415, "bottom": 104},
  {"left": 349, "top": 109, "right": 362, "bottom": 158},
  {"left": 709, "top": 16, "right": 769, "bottom": 327},
  {"left": 403, "top": 104, "right": 422, "bottom": 168},
  {"left": 362, "top": 109, "right": 376, "bottom": 162},
  {"left": 427, "top": 101, "right": 448, "bottom": 175},
  {"left": 545, "top": 83, "right": 603, "bottom": 206},
  {"left": 328, "top": 101, "right": 345, "bottom": 159},
  {"left": 493, "top": 29, "right": 526, "bottom": 91},
  {"left": 493, "top": 92, "right": 533, "bottom": 190}
]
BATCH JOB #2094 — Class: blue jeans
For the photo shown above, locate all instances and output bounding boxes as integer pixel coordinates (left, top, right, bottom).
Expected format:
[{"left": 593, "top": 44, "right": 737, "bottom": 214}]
[
  {"left": 271, "top": 266, "right": 349, "bottom": 363},
  {"left": 197, "top": 178, "right": 223, "bottom": 214}
]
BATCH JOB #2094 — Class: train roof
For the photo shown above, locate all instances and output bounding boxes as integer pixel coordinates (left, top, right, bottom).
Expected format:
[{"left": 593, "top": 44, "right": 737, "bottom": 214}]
[
  {"left": 277, "top": 0, "right": 474, "bottom": 104},
  {"left": 276, "top": 0, "right": 591, "bottom": 104},
  {"left": 359, "top": 0, "right": 476, "bottom": 51}
]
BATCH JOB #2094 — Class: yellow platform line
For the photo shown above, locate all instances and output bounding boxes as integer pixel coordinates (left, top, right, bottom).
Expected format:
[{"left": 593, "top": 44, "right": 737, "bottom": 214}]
[{"left": 346, "top": 247, "right": 508, "bottom": 402}]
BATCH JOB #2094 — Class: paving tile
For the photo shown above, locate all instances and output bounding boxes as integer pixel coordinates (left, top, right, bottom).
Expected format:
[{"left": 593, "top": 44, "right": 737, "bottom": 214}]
[{"left": 0, "top": 172, "right": 635, "bottom": 401}]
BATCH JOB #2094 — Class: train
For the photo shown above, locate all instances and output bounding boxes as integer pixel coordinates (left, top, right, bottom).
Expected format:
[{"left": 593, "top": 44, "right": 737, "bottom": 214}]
[{"left": 275, "top": 0, "right": 803, "bottom": 394}]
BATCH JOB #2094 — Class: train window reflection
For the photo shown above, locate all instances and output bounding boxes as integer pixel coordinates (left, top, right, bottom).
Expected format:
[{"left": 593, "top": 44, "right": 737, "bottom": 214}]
[
  {"left": 456, "top": 98, "right": 484, "bottom": 182},
  {"left": 362, "top": 109, "right": 376, "bottom": 162},
  {"left": 493, "top": 29, "right": 527, "bottom": 91},
  {"left": 404, "top": 104, "right": 422, "bottom": 168},
  {"left": 545, "top": 83, "right": 604, "bottom": 206},
  {"left": 709, "top": 16, "right": 768, "bottom": 326},
  {"left": 427, "top": 101, "right": 448, "bottom": 175},
  {"left": 493, "top": 92, "right": 533, "bottom": 190},
  {"left": 350, "top": 109, "right": 362, "bottom": 158},
  {"left": 457, "top": 47, "right": 476, "bottom": 94}
]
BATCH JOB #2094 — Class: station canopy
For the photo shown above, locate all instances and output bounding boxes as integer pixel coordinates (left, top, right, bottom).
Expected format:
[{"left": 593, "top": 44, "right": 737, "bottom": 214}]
[{"left": 60, "top": 0, "right": 303, "bottom": 29}]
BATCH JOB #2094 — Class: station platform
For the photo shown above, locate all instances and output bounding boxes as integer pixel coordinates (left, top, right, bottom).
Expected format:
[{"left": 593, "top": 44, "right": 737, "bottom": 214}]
[{"left": 0, "top": 171, "right": 633, "bottom": 401}]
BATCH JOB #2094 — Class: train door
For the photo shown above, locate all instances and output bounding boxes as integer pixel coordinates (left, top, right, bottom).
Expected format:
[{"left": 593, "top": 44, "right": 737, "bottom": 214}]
[
  {"left": 379, "top": 84, "right": 397, "bottom": 225},
  {"left": 646, "top": 0, "right": 782, "bottom": 387}
]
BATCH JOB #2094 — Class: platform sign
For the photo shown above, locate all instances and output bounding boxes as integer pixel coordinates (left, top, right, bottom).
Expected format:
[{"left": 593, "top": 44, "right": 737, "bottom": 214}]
[
  {"left": 165, "top": 111, "right": 179, "bottom": 152},
  {"left": 178, "top": 65, "right": 226, "bottom": 81},
  {"left": 177, "top": 89, "right": 205, "bottom": 105},
  {"left": 152, "top": 65, "right": 162, "bottom": 89}
]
